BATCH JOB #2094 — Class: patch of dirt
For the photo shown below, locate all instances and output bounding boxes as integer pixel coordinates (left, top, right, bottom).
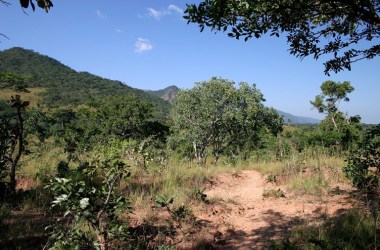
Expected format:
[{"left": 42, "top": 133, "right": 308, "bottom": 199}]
[
  {"left": 191, "top": 170, "right": 355, "bottom": 249},
  {"left": 16, "top": 178, "right": 37, "bottom": 191}
]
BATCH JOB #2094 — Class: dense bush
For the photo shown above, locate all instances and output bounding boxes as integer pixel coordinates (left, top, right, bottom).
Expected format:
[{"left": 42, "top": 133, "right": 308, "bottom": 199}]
[{"left": 344, "top": 125, "right": 380, "bottom": 190}]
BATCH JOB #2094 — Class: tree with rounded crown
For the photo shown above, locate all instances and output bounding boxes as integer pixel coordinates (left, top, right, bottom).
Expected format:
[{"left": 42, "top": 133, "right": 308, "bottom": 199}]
[{"left": 170, "top": 77, "right": 283, "bottom": 164}]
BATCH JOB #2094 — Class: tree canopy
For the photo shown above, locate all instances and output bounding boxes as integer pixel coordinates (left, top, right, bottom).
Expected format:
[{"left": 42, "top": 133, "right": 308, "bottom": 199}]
[
  {"left": 311, "top": 80, "right": 361, "bottom": 148},
  {"left": 170, "top": 77, "right": 283, "bottom": 163},
  {"left": 184, "top": 0, "right": 380, "bottom": 74}
]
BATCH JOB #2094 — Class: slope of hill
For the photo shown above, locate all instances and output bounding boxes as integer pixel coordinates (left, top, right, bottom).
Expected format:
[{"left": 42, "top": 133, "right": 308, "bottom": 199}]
[
  {"left": 277, "top": 110, "right": 320, "bottom": 124},
  {"left": 0, "top": 47, "right": 171, "bottom": 118},
  {"left": 147, "top": 85, "right": 180, "bottom": 104}
]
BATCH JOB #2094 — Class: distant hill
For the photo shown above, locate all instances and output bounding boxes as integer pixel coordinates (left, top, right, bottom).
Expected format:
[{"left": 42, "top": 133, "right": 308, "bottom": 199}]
[
  {"left": 147, "top": 86, "right": 180, "bottom": 104},
  {"left": 148, "top": 85, "right": 320, "bottom": 124},
  {"left": 0, "top": 47, "right": 171, "bottom": 119},
  {"left": 276, "top": 110, "right": 320, "bottom": 124}
]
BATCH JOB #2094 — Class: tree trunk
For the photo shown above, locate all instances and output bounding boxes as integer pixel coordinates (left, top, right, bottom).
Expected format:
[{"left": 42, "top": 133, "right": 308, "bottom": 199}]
[
  {"left": 9, "top": 104, "right": 24, "bottom": 195},
  {"left": 331, "top": 114, "right": 338, "bottom": 131},
  {"left": 97, "top": 234, "right": 107, "bottom": 250},
  {"left": 212, "top": 152, "right": 220, "bottom": 165},
  {"left": 96, "top": 212, "right": 108, "bottom": 250}
]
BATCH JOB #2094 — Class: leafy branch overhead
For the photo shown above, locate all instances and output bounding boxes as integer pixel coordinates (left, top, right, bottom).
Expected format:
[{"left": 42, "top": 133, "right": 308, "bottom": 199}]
[
  {"left": 19, "top": 0, "right": 53, "bottom": 13},
  {"left": 184, "top": 0, "right": 380, "bottom": 74}
]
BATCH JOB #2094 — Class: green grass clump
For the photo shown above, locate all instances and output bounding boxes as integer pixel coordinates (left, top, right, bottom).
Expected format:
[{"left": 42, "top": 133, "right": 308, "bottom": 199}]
[
  {"left": 289, "top": 175, "right": 329, "bottom": 196},
  {"left": 262, "top": 188, "right": 286, "bottom": 198}
]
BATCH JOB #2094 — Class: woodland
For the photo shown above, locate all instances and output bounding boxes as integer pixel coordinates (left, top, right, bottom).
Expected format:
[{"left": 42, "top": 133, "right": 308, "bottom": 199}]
[
  {"left": 0, "top": 0, "right": 379, "bottom": 249},
  {"left": 0, "top": 47, "right": 379, "bottom": 249}
]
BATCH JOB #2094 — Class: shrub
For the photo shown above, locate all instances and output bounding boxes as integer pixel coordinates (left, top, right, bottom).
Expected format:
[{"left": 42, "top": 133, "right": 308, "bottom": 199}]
[
  {"left": 46, "top": 157, "right": 132, "bottom": 250},
  {"left": 344, "top": 125, "right": 380, "bottom": 190}
]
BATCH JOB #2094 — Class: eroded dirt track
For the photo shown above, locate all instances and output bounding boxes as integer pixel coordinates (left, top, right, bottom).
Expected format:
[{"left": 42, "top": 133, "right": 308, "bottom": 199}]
[{"left": 193, "top": 170, "right": 354, "bottom": 249}]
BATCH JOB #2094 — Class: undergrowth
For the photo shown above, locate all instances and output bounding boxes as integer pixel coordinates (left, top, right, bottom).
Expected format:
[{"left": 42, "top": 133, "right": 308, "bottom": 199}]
[
  {"left": 3, "top": 140, "right": 370, "bottom": 249},
  {"left": 271, "top": 208, "right": 380, "bottom": 250}
]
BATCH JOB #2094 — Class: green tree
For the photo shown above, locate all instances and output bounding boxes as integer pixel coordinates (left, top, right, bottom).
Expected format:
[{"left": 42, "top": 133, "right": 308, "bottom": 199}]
[
  {"left": 344, "top": 125, "right": 380, "bottom": 190},
  {"left": 0, "top": 96, "right": 29, "bottom": 195},
  {"left": 184, "top": 0, "right": 380, "bottom": 74},
  {"left": 49, "top": 95, "right": 166, "bottom": 161},
  {"left": 311, "top": 80, "right": 355, "bottom": 131},
  {"left": 311, "top": 80, "right": 361, "bottom": 148},
  {"left": 170, "top": 77, "right": 283, "bottom": 164},
  {"left": 25, "top": 108, "right": 52, "bottom": 143},
  {"left": 0, "top": 72, "right": 29, "bottom": 92},
  {"left": 87, "top": 95, "right": 154, "bottom": 140},
  {"left": 0, "top": 72, "right": 30, "bottom": 195}
]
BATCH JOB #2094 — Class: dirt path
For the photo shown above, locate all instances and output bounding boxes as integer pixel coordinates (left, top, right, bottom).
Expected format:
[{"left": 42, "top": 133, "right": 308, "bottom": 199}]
[{"left": 193, "top": 170, "right": 354, "bottom": 249}]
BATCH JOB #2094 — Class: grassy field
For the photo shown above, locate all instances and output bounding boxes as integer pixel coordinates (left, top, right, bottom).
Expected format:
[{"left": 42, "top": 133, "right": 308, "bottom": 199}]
[{"left": 2, "top": 139, "right": 378, "bottom": 249}]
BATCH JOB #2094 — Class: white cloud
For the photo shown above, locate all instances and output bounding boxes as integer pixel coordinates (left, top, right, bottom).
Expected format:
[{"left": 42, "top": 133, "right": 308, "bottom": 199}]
[
  {"left": 115, "top": 28, "right": 123, "bottom": 33},
  {"left": 135, "top": 37, "right": 153, "bottom": 54},
  {"left": 96, "top": 10, "right": 107, "bottom": 19},
  {"left": 147, "top": 8, "right": 167, "bottom": 20},
  {"left": 147, "top": 5, "right": 183, "bottom": 20},
  {"left": 168, "top": 5, "right": 183, "bottom": 15}
]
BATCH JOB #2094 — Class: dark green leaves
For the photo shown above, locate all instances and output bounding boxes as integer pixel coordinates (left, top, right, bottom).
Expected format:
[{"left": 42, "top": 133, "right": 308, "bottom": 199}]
[
  {"left": 20, "top": 0, "right": 29, "bottom": 8},
  {"left": 20, "top": 0, "right": 53, "bottom": 13}
]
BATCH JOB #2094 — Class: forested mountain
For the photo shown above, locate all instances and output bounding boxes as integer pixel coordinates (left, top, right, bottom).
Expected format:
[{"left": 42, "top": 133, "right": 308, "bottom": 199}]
[{"left": 0, "top": 47, "right": 171, "bottom": 118}]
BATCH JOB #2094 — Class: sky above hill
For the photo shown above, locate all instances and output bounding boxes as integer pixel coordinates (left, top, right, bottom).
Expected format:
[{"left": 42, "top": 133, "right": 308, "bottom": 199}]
[{"left": 1, "top": 0, "right": 379, "bottom": 123}]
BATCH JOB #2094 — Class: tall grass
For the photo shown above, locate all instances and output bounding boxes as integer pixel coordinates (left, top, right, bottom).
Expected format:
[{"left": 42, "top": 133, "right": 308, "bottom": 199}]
[
  {"left": 249, "top": 147, "right": 347, "bottom": 196},
  {"left": 289, "top": 208, "right": 380, "bottom": 249},
  {"left": 126, "top": 155, "right": 248, "bottom": 213}
]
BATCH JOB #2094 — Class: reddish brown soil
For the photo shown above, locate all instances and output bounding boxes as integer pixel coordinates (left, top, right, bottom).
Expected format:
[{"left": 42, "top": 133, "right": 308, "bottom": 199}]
[{"left": 191, "top": 170, "right": 355, "bottom": 249}]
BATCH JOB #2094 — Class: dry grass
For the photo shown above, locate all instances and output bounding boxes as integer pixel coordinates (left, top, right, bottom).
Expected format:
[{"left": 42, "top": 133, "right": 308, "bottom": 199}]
[
  {"left": 249, "top": 154, "right": 348, "bottom": 196},
  {"left": 0, "top": 87, "right": 45, "bottom": 107}
]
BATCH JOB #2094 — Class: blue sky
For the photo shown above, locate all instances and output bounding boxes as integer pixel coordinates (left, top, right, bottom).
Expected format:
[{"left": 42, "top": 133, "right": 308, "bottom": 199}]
[{"left": 1, "top": 0, "right": 379, "bottom": 123}]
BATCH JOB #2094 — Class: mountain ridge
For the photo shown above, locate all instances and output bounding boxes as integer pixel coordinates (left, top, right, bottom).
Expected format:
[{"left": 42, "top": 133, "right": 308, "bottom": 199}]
[{"left": 276, "top": 110, "right": 320, "bottom": 124}]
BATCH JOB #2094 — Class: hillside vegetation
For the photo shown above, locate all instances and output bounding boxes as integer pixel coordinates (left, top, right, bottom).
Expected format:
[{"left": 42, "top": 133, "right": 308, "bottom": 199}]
[
  {"left": 147, "top": 85, "right": 180, "bottom": 104},
  {"left": 0, "top": 47, "right": 171, "bottom": 119}
]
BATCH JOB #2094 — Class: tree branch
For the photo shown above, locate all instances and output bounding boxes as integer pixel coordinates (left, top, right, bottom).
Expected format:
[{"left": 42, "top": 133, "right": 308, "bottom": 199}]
[{"left": 0, "top": 0, "right": 10, "bottom": 6}]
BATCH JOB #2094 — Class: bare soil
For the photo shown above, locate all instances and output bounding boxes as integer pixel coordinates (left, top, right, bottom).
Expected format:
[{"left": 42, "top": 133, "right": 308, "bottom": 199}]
[{"left": 190, "top": 170, "right": 355, "bottom": 249}]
